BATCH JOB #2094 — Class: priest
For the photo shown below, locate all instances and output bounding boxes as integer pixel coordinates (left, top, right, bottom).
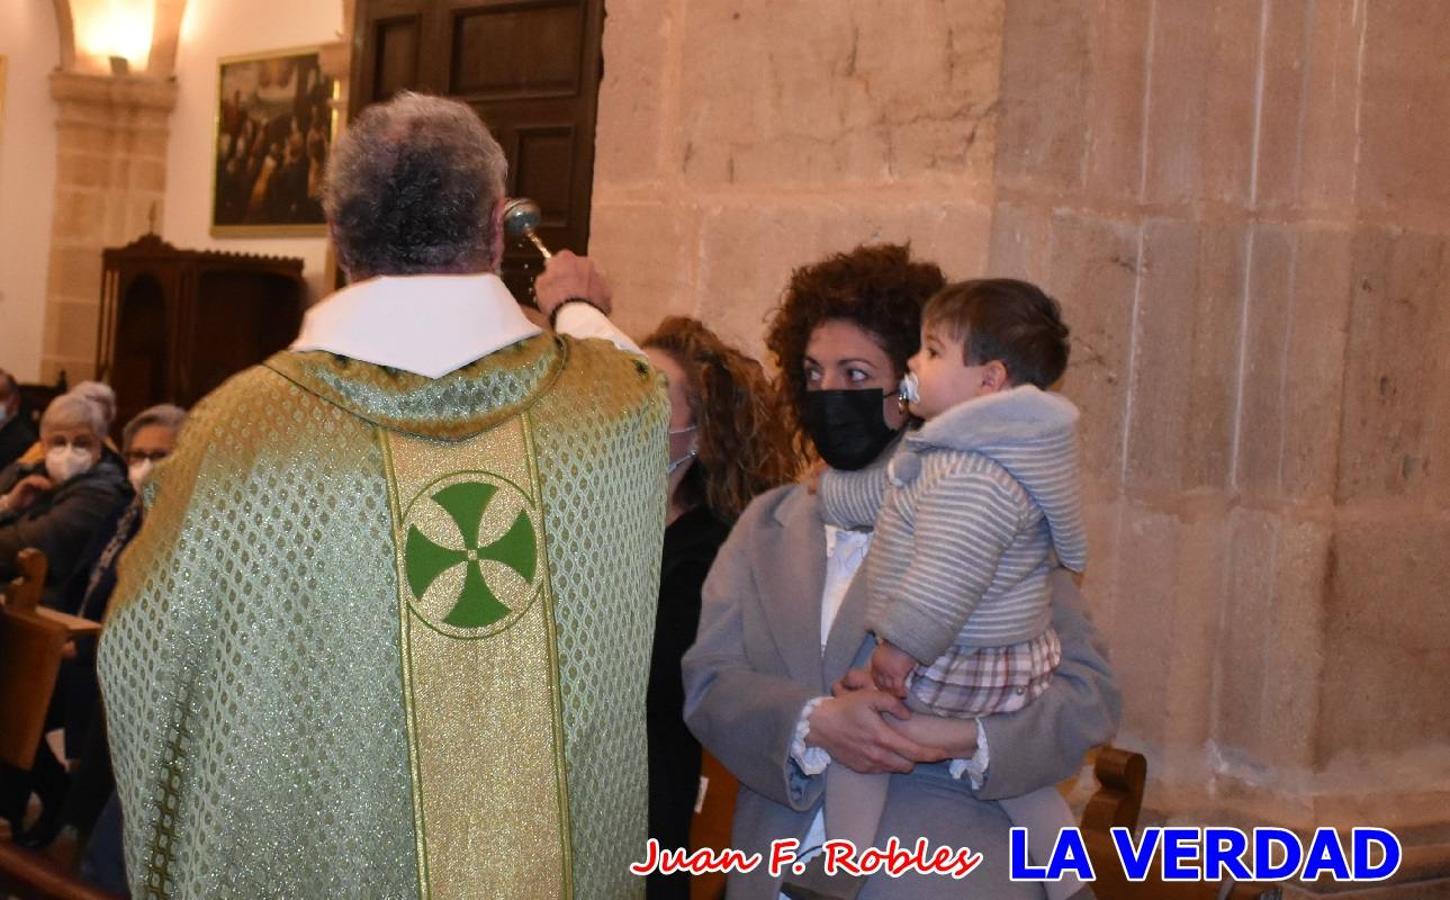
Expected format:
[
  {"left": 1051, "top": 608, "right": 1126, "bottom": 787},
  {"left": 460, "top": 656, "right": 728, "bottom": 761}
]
[{"left": 100, "top": 93, "right": 666, "bottom": 899}]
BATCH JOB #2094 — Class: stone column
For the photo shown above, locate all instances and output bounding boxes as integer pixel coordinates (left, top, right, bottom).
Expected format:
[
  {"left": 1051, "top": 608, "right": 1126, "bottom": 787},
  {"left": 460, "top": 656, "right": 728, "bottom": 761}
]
[
  {"left": 41, "top": 72, "right": 176, "bottom": 383},
  {"left": 988, "top": 1, "right": 1450, "bottom": 895}
]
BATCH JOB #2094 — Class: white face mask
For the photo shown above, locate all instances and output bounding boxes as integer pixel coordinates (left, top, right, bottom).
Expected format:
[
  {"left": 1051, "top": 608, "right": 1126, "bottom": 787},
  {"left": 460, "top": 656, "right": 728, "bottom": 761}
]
[
  {"left": 667, "top": 425, "right": 698, "bottom": 476},
  {"left": 128, "top": 459, "right": 155, "bottom": 492},
  {"left": 45, "top": 445, "right": 95, "bottom": 484}
]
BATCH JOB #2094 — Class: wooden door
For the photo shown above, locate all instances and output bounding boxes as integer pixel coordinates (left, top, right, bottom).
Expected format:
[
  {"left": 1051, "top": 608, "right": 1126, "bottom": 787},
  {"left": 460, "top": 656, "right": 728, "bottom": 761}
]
[{"left": 351, "top": 0, "right": 605, "bottom": 302}]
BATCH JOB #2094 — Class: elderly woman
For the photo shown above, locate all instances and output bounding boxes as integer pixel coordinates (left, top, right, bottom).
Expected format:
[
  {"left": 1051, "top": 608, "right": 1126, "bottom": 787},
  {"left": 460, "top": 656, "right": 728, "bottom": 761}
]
[
  {"left": 0, "top": 393, "right": 131, "bottom": 838},
  {"left": 7, "top": 404, "right": 187, "bottom": 858},
  {"left": 0, "top": 393, "right": 130, "bottom": 608},
  {"left": 682, "top": 244, "right": 1121, "bottom": 899},
  {"left": 14, "top": 380, "right": 122, "bottom": 470}
]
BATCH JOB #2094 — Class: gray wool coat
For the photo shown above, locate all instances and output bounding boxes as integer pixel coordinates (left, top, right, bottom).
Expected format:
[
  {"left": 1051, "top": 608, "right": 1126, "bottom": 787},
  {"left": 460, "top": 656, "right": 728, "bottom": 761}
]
[{"left": 681, "top": 482, "right": 1121, "bottom": 899}]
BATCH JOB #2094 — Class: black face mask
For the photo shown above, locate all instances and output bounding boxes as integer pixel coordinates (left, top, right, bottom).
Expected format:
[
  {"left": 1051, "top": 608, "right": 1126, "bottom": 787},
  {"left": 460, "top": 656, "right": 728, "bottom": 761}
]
[{"left": 799, "top": 388, "right": 900, "bottom": 471}]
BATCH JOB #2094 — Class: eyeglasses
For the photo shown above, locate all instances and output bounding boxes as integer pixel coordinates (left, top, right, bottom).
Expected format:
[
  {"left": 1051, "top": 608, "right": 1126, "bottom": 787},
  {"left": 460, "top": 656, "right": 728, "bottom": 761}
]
[{"left": 125, "top": 449, "right": 170, "bottom": 464}]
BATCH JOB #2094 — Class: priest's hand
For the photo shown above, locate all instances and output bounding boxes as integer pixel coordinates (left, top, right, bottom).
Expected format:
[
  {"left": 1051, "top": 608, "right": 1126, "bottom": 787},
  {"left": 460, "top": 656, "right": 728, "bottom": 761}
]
[{"left": 535, "top": 250, "right": 614, "bottom": 317}]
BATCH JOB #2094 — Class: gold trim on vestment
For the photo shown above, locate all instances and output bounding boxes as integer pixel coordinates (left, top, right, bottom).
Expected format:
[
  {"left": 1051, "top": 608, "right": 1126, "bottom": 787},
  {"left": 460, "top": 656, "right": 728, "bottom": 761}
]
[{"left": 382, "top": 413, "right": 570, "bottom": 898}]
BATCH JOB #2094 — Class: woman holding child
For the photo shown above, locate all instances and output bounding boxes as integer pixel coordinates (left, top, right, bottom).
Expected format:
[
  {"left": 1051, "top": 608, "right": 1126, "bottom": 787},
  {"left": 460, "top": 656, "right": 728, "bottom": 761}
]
[{"left": 682, "top": 243, "right": 1120, "bottom": 899}]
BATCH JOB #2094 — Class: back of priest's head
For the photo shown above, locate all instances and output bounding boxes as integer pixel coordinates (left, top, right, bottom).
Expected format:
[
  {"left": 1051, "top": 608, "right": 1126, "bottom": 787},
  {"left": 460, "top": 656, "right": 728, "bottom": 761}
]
[{"left": 324, "top": 92, "right": 508, "bottom": 281}]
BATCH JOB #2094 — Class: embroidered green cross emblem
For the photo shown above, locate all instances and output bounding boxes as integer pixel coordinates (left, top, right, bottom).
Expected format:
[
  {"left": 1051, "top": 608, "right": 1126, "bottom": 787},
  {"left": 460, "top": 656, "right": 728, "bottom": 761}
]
[{"left": 404, "top": 478, "right": 539, "bottom": 630}]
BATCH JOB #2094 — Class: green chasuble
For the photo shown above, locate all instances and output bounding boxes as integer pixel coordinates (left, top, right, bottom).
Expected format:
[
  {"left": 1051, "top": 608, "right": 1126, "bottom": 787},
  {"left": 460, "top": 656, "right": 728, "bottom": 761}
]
[{"left": 98, "top": 333, "right": 667, "bottom": 899}]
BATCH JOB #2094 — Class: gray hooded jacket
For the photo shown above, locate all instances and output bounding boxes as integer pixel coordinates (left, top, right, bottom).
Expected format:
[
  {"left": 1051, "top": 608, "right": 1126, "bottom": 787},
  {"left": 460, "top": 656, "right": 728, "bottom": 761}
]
[{"left": 819, "top": 385, "right": 1086, "bottom": 663}]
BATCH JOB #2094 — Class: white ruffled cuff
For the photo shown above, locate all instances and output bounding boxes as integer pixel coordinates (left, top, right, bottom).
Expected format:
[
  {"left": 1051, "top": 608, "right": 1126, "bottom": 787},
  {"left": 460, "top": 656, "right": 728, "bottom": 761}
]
[
  {"left": 790, "top": 696, "right": 832, "bottom": 775},
  {"left": 948, "top": 717, "right": 991, "bottom": 788}
]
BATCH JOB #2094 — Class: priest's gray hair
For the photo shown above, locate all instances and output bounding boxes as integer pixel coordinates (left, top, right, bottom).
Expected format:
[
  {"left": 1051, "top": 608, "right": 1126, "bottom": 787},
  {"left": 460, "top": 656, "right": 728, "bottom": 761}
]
[{"left": 324, "top": 93, "right": 508, "bottom": 279}]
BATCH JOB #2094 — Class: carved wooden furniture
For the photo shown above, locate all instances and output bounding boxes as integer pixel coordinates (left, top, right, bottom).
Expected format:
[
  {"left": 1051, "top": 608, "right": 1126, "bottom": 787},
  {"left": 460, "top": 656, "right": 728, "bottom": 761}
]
[
  {"left": 0, "top": 551, "right": 126, "bottom": 897},
  {"left": 1078, "top": 750, "right": 1280, "bottom": 899},
  {"left": 94, "top": 234, "right": 305, "bottom": 436},
  {"left": 0, "top": 550, "right": 100, "bottom": 771}
]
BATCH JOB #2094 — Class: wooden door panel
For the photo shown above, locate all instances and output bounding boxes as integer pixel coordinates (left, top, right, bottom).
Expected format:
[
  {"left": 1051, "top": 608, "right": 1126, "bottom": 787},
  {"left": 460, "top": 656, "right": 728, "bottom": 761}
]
[
  {"left": 448, "top": 1, "right": 584, "bottom": 99},
  {"left": 355, "top": 2, "right": 431, "bottom": 106},
  {"left": 373, "top": 15, "right": 425, "bottom": 99},
  {"left": 512, "top": 124, "right": 576, "bottom": 229},
  {"left": 354, "top": 0, "right": 603, "bottom": 304}
]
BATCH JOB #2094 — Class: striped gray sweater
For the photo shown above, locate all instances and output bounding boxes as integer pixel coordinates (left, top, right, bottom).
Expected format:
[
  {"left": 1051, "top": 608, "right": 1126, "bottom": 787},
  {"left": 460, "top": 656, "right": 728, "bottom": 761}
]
[{"left": 820, "top": 385, "right": 1087, "bottom": 663}]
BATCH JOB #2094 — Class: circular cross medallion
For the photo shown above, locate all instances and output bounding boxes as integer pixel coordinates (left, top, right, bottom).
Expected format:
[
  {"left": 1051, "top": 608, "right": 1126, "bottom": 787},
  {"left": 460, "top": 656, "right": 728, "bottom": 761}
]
[{"left": 401, "top": 471, "right": 542, "bottom": 639}]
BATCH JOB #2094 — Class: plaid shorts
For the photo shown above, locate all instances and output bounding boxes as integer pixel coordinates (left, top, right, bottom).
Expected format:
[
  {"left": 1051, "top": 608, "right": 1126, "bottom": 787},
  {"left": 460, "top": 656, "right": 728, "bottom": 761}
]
[{"left": 907, "top": 627, "right": 1062, "bottom": 718}]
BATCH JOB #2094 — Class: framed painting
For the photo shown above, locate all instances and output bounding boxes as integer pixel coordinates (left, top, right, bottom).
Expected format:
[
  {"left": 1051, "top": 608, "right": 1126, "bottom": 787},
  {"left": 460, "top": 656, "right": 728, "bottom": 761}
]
[{"left": 211, "top": 46, "right": 337, "bottom": 236}]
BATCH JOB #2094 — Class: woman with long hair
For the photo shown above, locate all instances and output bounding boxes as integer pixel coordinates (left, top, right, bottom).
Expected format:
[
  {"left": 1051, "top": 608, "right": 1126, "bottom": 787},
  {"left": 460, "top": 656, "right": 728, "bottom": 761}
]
[{"left": 640, "top": 316, "right": 797, "bottom": 899}]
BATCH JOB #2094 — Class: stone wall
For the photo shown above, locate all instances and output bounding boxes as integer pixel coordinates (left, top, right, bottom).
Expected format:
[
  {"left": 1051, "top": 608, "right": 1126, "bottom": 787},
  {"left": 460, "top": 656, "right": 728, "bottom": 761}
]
[
  {"left": 593, "top": 0, "right": 1450, "bottom": 887},
  {"left": 989, "top": 0, "right": 1450, "bottom": 860},
  {"left": 590, "top": 0, "right": 1006, "bottom": 351},
  {"left": 0, "top": 2, "right": 62, "bottom": 382},
  {"left": 41, "top": 72, "right": 176, "bottom": 383}
]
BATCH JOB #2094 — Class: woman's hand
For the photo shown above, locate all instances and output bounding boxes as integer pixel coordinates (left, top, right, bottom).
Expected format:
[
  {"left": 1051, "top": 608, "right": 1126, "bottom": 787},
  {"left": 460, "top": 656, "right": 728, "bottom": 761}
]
[
  {"left": 805, "top": 689, "right": 947, "bottom": 774},
  {"left": 834, "top": 666, "right": 979, "bottom": 760},
  {"left": 2, "top": 474, "right": 54, "bottom": 514}
]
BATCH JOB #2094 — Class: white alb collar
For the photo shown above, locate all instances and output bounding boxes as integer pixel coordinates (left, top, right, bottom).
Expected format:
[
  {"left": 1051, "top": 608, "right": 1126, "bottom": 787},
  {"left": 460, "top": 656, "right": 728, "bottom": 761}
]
[{"left": 290, "top": 272, "right": 542, "bottom": 378}]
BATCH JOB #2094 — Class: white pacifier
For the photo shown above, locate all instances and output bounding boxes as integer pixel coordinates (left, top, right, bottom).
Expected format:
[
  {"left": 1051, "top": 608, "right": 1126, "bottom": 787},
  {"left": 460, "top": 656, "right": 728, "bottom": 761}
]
[{"left": 898, "top": 372, "right": 921, "bottom": 405}]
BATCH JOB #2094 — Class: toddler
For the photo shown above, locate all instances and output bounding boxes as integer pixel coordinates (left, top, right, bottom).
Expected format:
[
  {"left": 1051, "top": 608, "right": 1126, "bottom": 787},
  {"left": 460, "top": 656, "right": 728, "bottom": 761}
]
[{"left": 819, "top": 278, "right": 1087, "bottom": 900}]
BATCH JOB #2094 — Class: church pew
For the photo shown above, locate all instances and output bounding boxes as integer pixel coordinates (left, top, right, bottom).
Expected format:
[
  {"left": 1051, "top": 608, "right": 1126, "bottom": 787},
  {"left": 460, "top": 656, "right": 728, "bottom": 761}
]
[
  {"left": 0, "top": 549, "right": 123, "bottom": 899},
  {"left": 0, "top": 549, "right": 101, "bottom": 771}
]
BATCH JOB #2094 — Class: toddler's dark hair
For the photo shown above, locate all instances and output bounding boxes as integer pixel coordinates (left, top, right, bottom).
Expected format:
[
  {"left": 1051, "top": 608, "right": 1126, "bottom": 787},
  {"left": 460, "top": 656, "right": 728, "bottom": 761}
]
[{"left": 923, "top": 278, "right": 1070, "bottom": 389}]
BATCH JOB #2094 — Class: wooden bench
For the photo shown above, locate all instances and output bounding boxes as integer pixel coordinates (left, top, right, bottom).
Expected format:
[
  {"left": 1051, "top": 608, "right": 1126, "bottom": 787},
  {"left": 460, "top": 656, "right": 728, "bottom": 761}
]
[
  {"left": 0, "top": 550, "right": 101, "bottom": 771},
  {"left": 0, "top": 549, "right": 124, "bottom": 900}
]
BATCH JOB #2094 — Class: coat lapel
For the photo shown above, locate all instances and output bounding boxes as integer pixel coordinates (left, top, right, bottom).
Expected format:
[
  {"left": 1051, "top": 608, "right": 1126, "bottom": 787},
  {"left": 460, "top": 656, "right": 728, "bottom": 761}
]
[{"left": 757, "top": 487, "right": 829, "bottom": 693}]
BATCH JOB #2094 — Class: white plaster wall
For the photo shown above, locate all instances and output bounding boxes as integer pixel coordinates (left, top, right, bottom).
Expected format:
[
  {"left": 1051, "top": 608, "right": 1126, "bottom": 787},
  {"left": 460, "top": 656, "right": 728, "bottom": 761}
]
[
  {"left": 0, "top": 1, "right": 61, "bottom": 381},
  {"left": 163, "top": 0, "right": 342, "bottom": 302}
]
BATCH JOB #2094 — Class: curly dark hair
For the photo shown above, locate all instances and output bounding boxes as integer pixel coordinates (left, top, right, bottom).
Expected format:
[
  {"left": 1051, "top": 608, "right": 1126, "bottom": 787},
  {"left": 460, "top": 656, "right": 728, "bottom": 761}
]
[
  {"left": 643, "top": 317, "right": 800, "bottom": 521},
  {"left": 763, "top": 243, "right": 946, "bottom": 455}
]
